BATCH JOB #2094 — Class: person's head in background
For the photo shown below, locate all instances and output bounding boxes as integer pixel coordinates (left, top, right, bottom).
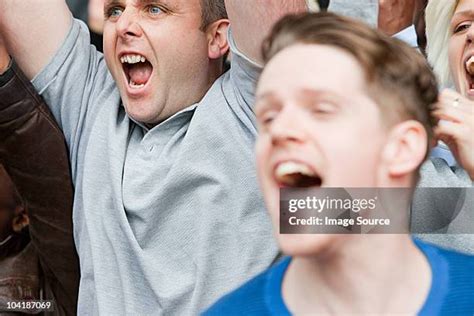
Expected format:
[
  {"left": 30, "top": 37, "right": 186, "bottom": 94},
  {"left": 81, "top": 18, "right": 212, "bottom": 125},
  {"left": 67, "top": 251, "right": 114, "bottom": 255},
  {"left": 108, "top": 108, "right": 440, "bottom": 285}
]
[
  {"left": 424, "top": 0, "right": 474, "bottom": 180},
  {"left": 255, "top": 12, "right": 438, "bottom": 254},
  {"left": 426, "top": 0, "right": 474, "bottom": 94},
  {"left": 0, "top": 165, "right": 29, "bottom": 259}
]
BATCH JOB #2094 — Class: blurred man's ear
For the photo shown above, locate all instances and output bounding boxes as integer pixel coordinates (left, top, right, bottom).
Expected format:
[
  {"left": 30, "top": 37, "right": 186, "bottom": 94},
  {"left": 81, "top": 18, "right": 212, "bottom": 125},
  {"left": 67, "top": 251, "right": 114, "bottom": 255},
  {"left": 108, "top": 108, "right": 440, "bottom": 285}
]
[
  {"left": 11, "top": 206, "right": 29, "bottom": 233},
  {"left": 206, "top": 19, "right": 230, "bottom": 60},
  {"left": 381, "top": 121, "right": 428, "bottom": 178}
]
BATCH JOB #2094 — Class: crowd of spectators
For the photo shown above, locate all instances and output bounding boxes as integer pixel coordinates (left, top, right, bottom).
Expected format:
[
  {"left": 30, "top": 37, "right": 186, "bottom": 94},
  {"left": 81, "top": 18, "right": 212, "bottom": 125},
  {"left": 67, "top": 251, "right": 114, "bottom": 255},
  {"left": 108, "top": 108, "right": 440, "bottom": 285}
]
[{"left": 0, "top": 0, "right": 472, "bottom": 315}]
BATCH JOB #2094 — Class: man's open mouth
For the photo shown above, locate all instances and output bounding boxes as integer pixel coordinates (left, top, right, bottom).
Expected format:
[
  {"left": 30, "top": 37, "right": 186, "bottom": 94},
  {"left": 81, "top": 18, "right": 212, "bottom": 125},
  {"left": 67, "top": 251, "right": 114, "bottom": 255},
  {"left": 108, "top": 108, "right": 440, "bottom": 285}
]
[
  {"left": 120, "top": 53, "right": 153, "bottom": 89},
  {"left": 274, "top": 161, "right": 323, "bottom": 188}
]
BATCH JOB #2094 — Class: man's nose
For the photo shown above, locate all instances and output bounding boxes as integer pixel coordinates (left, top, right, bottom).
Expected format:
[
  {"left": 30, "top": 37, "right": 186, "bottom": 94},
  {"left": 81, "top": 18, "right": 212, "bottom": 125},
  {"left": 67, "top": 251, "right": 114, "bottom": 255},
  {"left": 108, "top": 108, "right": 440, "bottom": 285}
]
[
  {"left": 269, "top": 106, "right": 305, "bottom": 146},
  {"left": 116, "top": 9, "right": 143, "bottom": 39}
]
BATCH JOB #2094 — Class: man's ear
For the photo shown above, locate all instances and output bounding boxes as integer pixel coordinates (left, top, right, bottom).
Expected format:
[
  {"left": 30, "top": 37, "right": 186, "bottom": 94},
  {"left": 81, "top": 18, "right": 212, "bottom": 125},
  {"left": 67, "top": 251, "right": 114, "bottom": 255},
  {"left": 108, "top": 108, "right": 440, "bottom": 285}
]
[
  {"left": 206, "top": 19, "right": 230, "bottom": 60},
  {"left": 381, "top": 120, "right": 428, "bottom": 178},
  {"left": 11, "top": 206, "right": 29, "bottom": 233}
]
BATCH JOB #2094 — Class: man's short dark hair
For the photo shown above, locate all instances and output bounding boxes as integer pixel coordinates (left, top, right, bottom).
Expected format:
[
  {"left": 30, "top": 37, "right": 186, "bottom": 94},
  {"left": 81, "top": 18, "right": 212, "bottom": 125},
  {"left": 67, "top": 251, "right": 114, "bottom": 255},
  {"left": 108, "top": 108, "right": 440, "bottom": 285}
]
[{"left": 200, "top": 0, "right": 228, "bottom": 31}]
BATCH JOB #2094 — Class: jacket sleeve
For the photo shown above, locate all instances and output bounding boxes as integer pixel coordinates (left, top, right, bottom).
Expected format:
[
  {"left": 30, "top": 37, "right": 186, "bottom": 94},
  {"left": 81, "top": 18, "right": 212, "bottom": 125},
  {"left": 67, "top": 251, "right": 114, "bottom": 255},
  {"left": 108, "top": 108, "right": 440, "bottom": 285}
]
[{"left": 0, "top": 61, "right": 79, "bottom": 315}]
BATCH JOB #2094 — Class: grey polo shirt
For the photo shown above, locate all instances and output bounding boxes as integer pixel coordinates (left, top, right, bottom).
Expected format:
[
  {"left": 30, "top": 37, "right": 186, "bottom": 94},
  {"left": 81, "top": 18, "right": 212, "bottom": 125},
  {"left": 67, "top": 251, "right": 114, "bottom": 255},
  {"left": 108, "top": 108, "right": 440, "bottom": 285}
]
[{"left": 32, "top": 19, "right": 278, "bottom": 315}]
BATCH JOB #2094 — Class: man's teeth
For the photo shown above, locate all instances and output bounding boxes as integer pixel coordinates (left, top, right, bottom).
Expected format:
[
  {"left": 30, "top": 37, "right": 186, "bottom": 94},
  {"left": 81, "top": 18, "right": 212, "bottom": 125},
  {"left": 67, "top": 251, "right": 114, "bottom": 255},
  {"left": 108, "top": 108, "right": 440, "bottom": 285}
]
[
  {"left": 466, "top": 56, "right": 474, "bottom": 75},
  {"left": 120, "top": 54, "right": 147, "bottom": 64},
  {"left": 275, "top": 161, "right": 315, "bottom": 178}
]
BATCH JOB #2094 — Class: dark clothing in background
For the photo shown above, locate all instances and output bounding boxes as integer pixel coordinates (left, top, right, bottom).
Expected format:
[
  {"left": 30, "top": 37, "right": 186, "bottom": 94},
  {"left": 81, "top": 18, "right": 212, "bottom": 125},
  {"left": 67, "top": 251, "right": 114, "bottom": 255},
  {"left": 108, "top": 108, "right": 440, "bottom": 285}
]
[
  {"left": 318, "top": 0, "right": 330, "bottom": 10},
  {"left": 65, "top": 0, "right": 88, "bottom": 23},
  {"left": 0, "top": 61, "right": 79, "bottom": 315},
  {"left": 66, "top": 0, "right": 103, "bottom": 52}
]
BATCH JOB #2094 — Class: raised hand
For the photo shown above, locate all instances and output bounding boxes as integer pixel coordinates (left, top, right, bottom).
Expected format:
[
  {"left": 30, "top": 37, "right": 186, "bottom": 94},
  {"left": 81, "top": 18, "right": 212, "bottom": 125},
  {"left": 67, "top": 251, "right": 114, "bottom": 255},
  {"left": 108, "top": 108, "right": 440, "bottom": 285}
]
[{"left": 433, "top": 89, "right": 474, "bottom": 180}]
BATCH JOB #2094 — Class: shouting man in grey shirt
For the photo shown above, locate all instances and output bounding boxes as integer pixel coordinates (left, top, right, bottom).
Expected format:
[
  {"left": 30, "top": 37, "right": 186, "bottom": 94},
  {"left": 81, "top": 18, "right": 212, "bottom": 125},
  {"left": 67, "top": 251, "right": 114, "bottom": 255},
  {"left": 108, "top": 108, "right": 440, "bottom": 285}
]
[{"left": 0, "top": 0, "right": 310, "bottom": 314}]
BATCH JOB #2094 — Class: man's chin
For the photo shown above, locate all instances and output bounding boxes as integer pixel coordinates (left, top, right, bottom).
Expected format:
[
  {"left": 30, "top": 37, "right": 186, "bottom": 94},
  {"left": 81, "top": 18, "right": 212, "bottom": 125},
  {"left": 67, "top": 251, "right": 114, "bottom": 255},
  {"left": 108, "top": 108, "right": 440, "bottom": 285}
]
[
  {"left": 279, "top": 235, "right": 339, "bottom": 257},
  {"left": 124, "top": 104, "right": 159, "bottom": 126}
]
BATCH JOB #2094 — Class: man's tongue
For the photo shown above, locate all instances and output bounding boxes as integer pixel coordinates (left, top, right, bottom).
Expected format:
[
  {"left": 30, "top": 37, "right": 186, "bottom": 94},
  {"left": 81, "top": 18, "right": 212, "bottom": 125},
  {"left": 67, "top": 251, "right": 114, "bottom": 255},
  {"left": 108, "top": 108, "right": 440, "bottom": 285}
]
[{"left": 128, "top": 63, "right": 152, "bottom": 85}]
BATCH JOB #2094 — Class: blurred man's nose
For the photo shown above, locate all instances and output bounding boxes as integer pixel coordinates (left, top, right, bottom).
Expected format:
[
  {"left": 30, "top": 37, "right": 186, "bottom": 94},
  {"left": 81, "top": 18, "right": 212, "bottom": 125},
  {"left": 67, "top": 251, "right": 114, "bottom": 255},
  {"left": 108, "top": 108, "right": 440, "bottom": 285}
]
[{"left": 269, "top": 105, "right": 306, "bottom": 147}]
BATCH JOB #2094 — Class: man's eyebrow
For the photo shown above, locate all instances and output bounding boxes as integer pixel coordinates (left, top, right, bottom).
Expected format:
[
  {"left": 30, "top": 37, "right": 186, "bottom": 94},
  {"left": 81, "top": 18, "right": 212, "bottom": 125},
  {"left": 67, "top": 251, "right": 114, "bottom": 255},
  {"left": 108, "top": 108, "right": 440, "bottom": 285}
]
[
  {"left": 137, "top": 0, "right": 173, "bottom": 6},
  {"left": 105, "top": 0, "right": 171, "bottom": 6},
  {"left": 105, "top": 0, "right": 122, "bottom": 5},
  {"left": 299, "top": 88, "right": 340, "bottom": 100},
  {"left": 255, "top": 92, "right": 281, "bottom": 113},
  {"left": 300, "top": 88, "right": 322, "bottom": 99},
  {"left": 256, "top": 92, "right": 277, "bottom": 103}
]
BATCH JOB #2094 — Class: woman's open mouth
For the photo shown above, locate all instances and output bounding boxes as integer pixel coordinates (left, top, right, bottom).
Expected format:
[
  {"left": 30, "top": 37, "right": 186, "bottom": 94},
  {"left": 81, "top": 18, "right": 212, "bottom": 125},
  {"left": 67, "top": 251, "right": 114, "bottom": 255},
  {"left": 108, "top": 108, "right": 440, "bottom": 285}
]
[{"left": 464, "top": 55, "right": 474, "bottom": 95}]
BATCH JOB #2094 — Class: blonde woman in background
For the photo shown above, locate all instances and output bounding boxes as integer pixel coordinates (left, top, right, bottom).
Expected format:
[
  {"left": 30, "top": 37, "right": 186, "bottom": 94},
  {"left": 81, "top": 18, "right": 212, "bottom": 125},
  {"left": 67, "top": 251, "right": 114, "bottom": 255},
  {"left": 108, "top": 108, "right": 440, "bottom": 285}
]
[{"left": 411, "top": 0, "right": 474, "bottom": 254}]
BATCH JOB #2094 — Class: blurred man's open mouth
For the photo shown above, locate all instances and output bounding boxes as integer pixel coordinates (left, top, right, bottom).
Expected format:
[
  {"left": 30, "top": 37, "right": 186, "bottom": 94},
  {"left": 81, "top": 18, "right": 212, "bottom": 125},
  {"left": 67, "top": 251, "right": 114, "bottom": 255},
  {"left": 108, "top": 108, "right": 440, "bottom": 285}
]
[
  {"left": 274, "top": 161, "right": 323, "bottom": 188},
  {"left": 120, "top": 53, "right": 153, "bottom": 93}
]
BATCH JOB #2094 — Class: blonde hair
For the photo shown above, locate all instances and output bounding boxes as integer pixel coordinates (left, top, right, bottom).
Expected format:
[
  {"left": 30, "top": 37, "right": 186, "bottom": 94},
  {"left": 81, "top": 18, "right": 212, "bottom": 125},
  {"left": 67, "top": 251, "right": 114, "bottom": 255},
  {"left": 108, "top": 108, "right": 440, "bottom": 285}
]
[{"left": 425, "top": 0, "right": 460, "bottom": 87}]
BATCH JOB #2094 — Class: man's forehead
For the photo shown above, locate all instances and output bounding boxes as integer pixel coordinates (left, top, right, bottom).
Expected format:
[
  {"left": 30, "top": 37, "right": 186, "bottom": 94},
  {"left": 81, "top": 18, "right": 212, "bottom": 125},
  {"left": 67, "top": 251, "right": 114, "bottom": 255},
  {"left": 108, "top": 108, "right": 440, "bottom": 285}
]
[{"left": 262, "top": 45, "right": 366, "bottom": 89}]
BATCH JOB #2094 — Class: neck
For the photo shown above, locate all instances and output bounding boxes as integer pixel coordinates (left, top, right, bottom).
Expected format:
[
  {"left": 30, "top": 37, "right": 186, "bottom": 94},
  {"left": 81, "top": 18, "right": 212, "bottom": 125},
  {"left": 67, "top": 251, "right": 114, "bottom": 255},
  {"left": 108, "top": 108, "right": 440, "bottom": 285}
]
[
  {"left": 143, "top": 61, "right": 224, "bottom": 129},
  {"left": 282, "top": 235, "right": 431, "bottom": 314},
  {"left": 208, "top": 58, "right": 224, "bottom": 86}
]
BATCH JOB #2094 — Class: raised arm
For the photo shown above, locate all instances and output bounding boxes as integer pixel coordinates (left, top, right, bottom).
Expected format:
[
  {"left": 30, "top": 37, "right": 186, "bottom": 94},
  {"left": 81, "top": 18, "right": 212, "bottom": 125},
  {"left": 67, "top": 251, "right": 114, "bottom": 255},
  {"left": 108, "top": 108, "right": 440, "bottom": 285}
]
[
  {"left": 224, "top": 0, "right": 309, "bottom": 65},
  {"left": 0, "top": 0, "right": 71, "bottom": 79}
]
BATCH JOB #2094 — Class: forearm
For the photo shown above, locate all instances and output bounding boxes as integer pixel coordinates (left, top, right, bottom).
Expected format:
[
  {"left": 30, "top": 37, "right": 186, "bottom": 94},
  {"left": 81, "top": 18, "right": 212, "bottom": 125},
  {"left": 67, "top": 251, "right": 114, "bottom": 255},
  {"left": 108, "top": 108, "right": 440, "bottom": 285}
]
[
  {"left": 0, "top": 0, "right": 72, "bottom": 79},
  {"left": 0, "top": 61, "right": 79, "bottom": 314},
  {"left": 378, "top": 0, "right": 416, "bottom": 35},
  {"left": 225, "top": 0, "right": 308, "bottom": 64}
]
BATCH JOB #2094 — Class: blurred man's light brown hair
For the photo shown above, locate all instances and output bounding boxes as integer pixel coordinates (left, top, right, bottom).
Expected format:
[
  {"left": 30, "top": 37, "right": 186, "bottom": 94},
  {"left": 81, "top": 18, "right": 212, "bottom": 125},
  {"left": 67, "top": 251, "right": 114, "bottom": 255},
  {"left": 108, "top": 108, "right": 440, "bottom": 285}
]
[{"left": 261, "top": 12, "right": 439, "bottom": 161}]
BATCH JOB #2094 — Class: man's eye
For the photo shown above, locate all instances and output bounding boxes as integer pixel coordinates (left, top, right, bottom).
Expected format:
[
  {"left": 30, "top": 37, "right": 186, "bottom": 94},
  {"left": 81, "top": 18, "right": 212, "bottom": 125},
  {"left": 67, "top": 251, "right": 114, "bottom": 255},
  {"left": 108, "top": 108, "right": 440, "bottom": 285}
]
[
  {"left": 148, "top": 5, "right": 163, "bottom": 15},
  {"left": 454, "top": 22, "right": 471, "bottom": 33},
  {"left": 310, "top": 102, "right": 335, "bottom": 115},
  {"left": 106, "top": 7, "right": 123, "bottom": 18},
  {"left": 258, "top": 112, "right": 277, "bottom": 127}
]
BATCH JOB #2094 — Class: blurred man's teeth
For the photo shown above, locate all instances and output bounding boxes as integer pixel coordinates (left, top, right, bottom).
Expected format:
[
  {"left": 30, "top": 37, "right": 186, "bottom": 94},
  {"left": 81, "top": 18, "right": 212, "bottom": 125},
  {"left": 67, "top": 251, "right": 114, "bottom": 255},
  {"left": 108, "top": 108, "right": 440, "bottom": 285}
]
[
  {"left": 275, "top": 161, "right": 322, "bottom": 187},
  {"left": 276, "top": 162, "right": 314, "bottom": 178},
  {"left": 130, "top": 81, "right": 145, "bottom": 89},
  {"left": 466, "top": 56, "right": 474, "bottom": 75}
]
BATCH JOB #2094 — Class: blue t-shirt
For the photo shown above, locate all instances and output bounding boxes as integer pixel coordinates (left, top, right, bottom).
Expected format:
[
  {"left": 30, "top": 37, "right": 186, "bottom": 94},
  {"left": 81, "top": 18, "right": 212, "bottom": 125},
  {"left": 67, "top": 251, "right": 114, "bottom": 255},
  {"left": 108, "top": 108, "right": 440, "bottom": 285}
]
[{"left": 204, "top": 239, "right": 474, "bottom": 315}]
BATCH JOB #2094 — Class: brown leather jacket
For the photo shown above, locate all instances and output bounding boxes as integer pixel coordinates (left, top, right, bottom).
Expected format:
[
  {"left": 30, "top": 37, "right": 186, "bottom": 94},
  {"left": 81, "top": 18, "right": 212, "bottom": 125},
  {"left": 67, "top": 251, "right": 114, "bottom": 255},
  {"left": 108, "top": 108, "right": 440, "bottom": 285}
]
[{"left": 0, "top": 61, "right": 79, "bottom": 315}]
